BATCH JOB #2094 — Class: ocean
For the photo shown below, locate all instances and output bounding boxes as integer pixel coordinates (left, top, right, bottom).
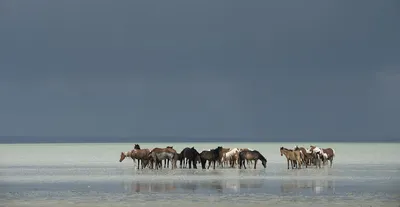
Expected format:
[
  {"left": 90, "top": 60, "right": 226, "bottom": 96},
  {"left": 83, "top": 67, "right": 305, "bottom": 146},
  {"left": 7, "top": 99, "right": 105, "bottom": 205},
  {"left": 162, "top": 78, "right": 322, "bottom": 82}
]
[{"left": 1, "top": 142, "right": 399, "bottom": 207}]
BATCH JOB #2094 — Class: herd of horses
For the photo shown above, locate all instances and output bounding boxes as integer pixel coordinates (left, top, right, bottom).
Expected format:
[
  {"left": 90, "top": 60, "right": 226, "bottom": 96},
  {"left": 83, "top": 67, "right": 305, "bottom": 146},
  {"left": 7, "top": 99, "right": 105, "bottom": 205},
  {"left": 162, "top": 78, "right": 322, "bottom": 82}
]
[
  {"left": 280, "top": 145, "right": 336, "bottom": 169},
  {"left": 119, "top": 144, "right": 335, "bottom": 170}
]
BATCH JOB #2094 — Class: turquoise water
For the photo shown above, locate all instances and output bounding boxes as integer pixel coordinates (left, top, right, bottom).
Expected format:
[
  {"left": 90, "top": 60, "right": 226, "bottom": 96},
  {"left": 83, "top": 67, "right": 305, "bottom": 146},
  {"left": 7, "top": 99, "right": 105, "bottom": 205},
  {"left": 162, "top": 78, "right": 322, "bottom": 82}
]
[{"left": 1, "top": 142, "right": 400, "bottom": 206}]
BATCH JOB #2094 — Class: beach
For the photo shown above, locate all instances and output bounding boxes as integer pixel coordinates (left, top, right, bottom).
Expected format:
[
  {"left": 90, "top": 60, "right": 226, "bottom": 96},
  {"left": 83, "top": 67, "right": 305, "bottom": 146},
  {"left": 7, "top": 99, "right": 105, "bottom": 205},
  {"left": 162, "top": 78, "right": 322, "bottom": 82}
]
[{"left": 1, "top": 142, "right": 399, "bottom": 207}]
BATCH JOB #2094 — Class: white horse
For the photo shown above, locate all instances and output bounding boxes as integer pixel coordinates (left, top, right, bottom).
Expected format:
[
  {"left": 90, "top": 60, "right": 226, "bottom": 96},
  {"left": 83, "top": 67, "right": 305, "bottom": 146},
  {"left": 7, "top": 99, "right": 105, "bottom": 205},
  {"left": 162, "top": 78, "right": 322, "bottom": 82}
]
[
  {"left": 222, "top": 148, "right": 240, "bottom": 167},
  {"left": 310, "top": 146, "right": 328, "bottom": 168}
]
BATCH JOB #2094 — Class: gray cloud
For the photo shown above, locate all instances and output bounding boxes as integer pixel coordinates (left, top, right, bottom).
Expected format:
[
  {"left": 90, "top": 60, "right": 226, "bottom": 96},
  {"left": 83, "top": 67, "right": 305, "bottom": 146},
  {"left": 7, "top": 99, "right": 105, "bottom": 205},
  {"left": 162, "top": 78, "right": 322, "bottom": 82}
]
[{"left": 0, "top": 0, "right": 399, "bottom": 141}]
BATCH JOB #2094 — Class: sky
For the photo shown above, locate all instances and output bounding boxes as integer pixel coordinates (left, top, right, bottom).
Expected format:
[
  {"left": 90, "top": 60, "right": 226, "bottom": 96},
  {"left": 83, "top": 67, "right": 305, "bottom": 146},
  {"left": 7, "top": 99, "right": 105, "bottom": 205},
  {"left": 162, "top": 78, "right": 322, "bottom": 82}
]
[{"left": 0, "top": 1, "right": 399, "bottom": 142}]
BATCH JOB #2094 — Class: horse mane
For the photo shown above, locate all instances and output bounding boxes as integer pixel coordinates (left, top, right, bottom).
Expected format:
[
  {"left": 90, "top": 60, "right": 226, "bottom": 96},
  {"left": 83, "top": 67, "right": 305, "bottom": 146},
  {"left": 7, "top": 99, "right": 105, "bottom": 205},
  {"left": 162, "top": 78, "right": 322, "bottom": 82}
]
[
  {"left": 258, "top": 152, "right": 267, "bottom": 162},
  {"left": 280, "top": 147, "right": 292, "bottom": 151}
]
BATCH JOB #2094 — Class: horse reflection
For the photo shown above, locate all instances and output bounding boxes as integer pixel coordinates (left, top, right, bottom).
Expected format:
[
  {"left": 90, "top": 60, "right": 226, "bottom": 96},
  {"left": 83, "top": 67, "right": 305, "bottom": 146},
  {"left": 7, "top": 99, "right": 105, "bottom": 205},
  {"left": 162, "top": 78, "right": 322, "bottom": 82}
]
[
  {"left": 199, "top": 180, "right": 224, "bottom": 193},
  {"left": 124, "top": 180, "right": 177, "bottom": 193},
  {"left": 280, "top": 179, "right": 335, "bottom": 194},
  {"left": 180, "top": 181, "right": 199, "bottom": 192},
  {"left": 239, "top": 179, "right": 264, "bottom": 189}
]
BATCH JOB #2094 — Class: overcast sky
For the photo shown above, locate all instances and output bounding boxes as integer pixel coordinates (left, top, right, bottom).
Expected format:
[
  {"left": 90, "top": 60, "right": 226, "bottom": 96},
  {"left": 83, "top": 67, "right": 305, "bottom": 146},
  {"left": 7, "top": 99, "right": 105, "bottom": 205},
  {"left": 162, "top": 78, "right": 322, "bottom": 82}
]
[{"left": 0, "top": 0, "right": 399, "bottom": 141}]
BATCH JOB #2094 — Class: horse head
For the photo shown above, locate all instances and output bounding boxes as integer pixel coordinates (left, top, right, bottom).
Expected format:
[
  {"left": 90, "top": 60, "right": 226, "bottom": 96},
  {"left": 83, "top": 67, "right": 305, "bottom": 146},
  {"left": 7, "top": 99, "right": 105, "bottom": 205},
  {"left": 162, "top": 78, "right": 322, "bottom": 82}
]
[
  {"left": 134, "top": 144, "right": 140, "bottom": 149},
  {"left": 167, "top": 146, "right": 173, "bottom": 149},
  {"left": 119, "top": 152, "right": 127, "bottom": 162},
  {"left": 280, "top": 147, "right": 284, "bottom": 156},
  {"left": 261, "top": 158, "right": 267, "bottom": 168}
]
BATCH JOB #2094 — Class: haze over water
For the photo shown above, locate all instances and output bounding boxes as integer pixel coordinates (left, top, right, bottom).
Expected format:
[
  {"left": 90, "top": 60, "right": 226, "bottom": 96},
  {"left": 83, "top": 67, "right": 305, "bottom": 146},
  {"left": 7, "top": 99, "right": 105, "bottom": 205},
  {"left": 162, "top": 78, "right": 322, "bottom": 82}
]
[{"left": 1, "top": 142, "right": 399, "bottom": 207}]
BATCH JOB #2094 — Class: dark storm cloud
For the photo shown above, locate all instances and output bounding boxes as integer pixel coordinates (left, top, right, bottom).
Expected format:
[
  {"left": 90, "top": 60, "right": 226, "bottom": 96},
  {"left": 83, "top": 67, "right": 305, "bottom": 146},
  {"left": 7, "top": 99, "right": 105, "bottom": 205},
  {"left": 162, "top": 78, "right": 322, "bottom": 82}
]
[{"left": 0, "top": 0, "right": 399, "bottom": 142}]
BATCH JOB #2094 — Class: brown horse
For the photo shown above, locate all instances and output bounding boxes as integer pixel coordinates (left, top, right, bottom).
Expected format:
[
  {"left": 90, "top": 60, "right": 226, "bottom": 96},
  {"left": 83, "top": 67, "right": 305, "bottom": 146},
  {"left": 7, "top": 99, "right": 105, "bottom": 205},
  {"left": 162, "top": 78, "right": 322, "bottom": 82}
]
[
  {"left": 309, "top": 146, "right": 336, "bottom": 168},
  {"left": 280, "top": 147, "right": 303, "bottom": 169},
  {"left": 119, "top": 148, "right": 151, "bottom": 170},
  {"left": 239, "top": 148, "right": 255, "bottom": 165},
  {"left": 230, "top": 151, "right": 240, "bottom": 168},
  {"left": 238, "top": 150, "right": 267, "bottom": 169},
  {"left": 294, "top": 146, "right": 313, "bottom": 168},
  {"left": 148, "top": 147, "right": 178, "bottom": 170}
]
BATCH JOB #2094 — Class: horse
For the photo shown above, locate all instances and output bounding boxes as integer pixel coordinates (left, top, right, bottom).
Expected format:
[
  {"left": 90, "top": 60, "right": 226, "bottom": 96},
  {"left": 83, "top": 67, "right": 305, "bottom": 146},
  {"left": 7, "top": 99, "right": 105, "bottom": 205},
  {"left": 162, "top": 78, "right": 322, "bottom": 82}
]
[
  {"left": 238, "top": 150, "right": 267, "bottom": 169},
  {"left": 119, "top": 148, "right": 151, "bottom": 170},
  {"left": 239, "top": 148, "right": 255, "bottom": 165},
  {"left": 180, "top": 147, "right": 201, "bottom": 169},
  {"left": 148, "top": 147, "right": 177, "bottom": 170},
  {"left": 218, "top": 148, "right": 230, "bottom": 167},
  {"left": 294, "top": 146, "right": 313, "bottom": 168},
  {"left": 309, "top": 146, "right": 336, "bottom": 168},
  {"left": 200, "top": 146, "right": 222, "bottom": 169},
  {"left": 177, "top": 152, "right": 186, "bottom": 168},
  {"left": 280, "top": 147, "right": 303, "bottom": 169},
  {"left": 222, "top": 148, "right": 240, "bottom": 168},
  {"left": 162, "top": 146, "right": 175, "bottom": 168}
]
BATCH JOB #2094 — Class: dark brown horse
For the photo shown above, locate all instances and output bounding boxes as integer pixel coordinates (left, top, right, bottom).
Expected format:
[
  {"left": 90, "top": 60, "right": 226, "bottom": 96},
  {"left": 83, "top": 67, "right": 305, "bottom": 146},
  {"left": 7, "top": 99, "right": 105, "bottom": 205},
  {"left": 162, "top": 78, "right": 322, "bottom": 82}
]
[
  {"left": 119, "top": 148, "right": 151, "bottom": 170},
  {"left": 200, "top": 147, "right": 222, "bottom": 169},
  {"left": 238, "top": 150, "right": 267, "bottom": 169},
  {"left": 180, "top": 147, "right": 201, "bottom": 169}
]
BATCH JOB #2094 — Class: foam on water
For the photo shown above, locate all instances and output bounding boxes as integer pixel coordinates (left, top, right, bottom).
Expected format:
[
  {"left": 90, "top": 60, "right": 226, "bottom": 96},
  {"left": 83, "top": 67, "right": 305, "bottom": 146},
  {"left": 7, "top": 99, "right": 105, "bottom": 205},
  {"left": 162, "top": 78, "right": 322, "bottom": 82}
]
[{"left": 1, "top": 142, "right": 400, "bottom": 206}]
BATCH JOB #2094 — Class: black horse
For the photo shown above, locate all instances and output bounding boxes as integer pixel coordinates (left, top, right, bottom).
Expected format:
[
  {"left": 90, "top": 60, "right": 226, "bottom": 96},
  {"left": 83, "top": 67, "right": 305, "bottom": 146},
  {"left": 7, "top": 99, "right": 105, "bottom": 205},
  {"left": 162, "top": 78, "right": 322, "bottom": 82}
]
[
  {"left": 238, "top": 150, "right": 267, "bottom": 169},
  {"left": 199, "top": 146, "right": 222, "bottom": 169},
  {"left": 180, "top": 147, "right": 201, "bottom": 169}
]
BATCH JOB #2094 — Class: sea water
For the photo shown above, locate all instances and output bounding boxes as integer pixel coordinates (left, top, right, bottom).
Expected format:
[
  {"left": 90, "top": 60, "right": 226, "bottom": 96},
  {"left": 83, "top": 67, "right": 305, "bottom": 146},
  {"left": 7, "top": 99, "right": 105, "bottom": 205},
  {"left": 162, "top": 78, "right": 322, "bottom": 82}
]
[{"left": 1, "top": 142, "right": 399, "bottom": 207}]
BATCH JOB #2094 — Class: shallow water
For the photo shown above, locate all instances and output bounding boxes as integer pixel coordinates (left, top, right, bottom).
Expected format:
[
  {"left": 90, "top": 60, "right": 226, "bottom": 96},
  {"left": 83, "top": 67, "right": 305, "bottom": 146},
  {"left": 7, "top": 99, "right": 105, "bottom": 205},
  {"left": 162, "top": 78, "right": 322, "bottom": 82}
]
[{"left": 1, "top": 142, "right": 400, "bottom": 206}]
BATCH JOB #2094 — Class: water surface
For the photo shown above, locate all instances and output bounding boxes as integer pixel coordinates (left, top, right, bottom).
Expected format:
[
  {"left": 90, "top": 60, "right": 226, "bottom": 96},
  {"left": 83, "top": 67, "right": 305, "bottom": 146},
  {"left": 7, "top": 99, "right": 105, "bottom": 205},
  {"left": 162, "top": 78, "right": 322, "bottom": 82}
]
[{"left": 1, "top": 142, "right": 399, "bottom": 206}]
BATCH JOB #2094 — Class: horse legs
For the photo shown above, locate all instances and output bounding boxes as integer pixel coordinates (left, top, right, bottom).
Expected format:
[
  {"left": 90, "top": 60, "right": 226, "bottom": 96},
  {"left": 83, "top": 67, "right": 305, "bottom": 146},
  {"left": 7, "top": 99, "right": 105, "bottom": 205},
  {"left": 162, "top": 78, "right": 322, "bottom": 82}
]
[
  {"left": 200, "top": 158, "right": 206, "bottom": 169},
  {"left": 188, "top": 159, "right": 192, "bottom": 169},
  {"left": 165, "top": 159, "right": 170, "bottom": 168},
  {"left": 254, "top": 160, "right": 257, "bottom": 169},
  {"left": 329, "top": 158, "right": 333, "bottom": 168},
  {"left": 287, "top": 159, "right": 290, "bottom": 169},
  {"left": 193, "top": 159, "right": 197, "bottom": 169}
]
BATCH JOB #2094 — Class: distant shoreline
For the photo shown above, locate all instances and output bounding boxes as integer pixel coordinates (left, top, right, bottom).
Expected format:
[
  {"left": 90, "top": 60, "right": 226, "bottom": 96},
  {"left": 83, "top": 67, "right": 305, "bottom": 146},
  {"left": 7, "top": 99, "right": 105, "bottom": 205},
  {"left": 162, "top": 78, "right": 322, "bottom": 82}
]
[
  {"left": 1, "top": 141, "right": 398, "bottom": 144},
  {"left": 0, "top": 136, "right": 398, "bottom": 144}
]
